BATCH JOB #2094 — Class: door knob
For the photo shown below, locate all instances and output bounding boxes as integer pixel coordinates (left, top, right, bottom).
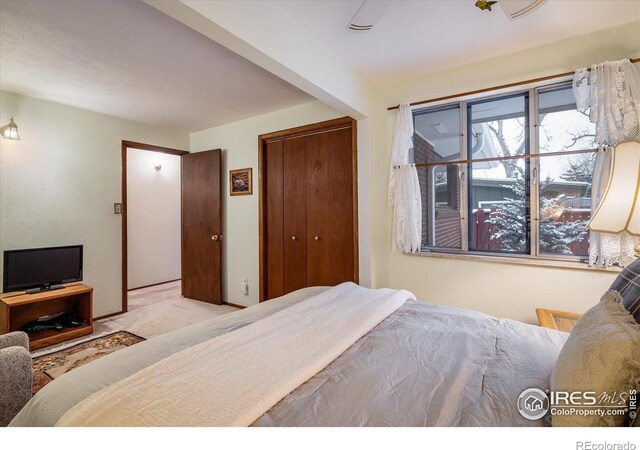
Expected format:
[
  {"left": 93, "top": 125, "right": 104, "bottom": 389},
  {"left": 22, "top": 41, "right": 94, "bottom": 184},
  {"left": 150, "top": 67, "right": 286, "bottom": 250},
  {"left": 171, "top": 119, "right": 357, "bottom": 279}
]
[
  {"left": 314, "top": 236, "right": 320, "bottom": 241},
  {"left": 291, "top": 236, "right": 297, "bottom": 241},
  {"left": 211, "top": 235, "right": 219, "bottom": 241}
]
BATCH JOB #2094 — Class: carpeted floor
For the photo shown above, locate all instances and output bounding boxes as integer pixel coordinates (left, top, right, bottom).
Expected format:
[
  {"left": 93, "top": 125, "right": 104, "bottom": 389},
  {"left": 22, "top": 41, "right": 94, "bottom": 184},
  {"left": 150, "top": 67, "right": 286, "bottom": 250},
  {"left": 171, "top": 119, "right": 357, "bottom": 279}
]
[
  {"left": 32, "top": 280, "right": 237, "bottom": 354},
  {"left": 29, "top": 281, "right": 239, "bottom": 392},
  {"left": 100, "top": 281, "right": 238, "bottom": 338}
]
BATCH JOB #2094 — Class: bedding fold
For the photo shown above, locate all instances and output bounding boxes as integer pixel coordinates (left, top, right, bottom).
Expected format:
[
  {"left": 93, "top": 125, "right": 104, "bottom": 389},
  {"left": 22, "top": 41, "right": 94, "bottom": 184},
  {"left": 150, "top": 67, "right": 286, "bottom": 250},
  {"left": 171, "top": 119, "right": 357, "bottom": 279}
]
[{"left": 55, "top": 282, "right": 414, "bottom": 427}]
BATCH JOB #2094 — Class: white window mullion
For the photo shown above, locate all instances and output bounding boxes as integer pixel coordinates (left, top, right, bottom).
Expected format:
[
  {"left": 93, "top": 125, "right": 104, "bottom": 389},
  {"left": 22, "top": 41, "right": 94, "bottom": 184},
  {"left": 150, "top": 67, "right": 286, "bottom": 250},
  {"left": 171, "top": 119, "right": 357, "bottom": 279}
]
[
  {"left": 529, "top": 88, "right": 540, "bottom": 257},
  {"left": 460, "top": 101, "right": 469, "bottom": 252}
]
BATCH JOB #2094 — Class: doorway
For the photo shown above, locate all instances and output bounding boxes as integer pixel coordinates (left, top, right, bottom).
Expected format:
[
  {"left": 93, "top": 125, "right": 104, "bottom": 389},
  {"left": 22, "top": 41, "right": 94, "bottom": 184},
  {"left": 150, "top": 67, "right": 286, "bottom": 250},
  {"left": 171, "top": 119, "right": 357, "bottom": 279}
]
[{"left": 120, "top": 141, "right": 223, "bottom": 315}]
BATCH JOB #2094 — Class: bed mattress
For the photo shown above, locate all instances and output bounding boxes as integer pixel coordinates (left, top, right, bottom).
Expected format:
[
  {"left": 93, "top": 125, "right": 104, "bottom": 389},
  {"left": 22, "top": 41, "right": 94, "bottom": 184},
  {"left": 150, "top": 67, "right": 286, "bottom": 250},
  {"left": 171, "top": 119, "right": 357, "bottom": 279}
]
[{"left": 11, "top": 286, "right": 568, "bottom": 427}]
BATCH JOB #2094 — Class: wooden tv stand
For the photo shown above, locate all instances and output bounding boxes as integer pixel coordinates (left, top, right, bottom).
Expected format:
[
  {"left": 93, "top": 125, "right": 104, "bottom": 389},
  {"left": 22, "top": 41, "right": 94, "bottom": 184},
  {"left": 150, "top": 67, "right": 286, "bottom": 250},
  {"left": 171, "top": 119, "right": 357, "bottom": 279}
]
[{"left": 0, "top": 284, "right": 93, "bottom": 351}]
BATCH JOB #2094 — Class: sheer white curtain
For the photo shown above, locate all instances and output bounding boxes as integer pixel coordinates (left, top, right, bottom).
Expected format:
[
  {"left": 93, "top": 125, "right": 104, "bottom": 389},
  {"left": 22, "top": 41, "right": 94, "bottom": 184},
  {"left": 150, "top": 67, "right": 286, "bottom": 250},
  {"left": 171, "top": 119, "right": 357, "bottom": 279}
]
[
  {"left": 573, "top": 59, "right": 640, "bottom": 267},
  {"left": 388, "top": 103, "right": 422, "bottom": 253}
]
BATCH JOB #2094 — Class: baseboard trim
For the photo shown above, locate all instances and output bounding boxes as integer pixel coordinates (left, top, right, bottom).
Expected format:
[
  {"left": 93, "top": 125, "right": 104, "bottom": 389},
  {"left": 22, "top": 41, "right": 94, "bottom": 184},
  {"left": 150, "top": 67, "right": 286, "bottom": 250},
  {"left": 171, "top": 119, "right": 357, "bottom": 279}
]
[
  {"left": 127, "top": 279, "right": 181, "bottom": 292},
  {"left": 222, "top": 301, "right": 247, "bottom": 309},
  {"left": 94, "top": 309, "right": 126, "bottom": 321}
]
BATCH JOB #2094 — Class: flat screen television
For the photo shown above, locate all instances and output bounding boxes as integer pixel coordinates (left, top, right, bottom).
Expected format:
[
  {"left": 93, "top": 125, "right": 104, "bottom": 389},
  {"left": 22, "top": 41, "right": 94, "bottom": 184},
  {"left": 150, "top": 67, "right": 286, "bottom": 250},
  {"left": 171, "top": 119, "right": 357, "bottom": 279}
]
[{"left": 3, "top": 245, "right": 83, "bottom": 293}]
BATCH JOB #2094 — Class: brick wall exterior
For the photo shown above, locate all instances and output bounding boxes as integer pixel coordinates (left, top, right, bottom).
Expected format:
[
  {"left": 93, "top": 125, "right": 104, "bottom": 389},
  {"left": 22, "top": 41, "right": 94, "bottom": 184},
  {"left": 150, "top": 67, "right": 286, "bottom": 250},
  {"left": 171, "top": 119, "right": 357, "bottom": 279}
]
[
  {"left": 414, "top": 133, "right": 436, "bottom": 247},
  {"left": 414, "top": 133, "right": 461, "bottom": 248},
  {"left": 435, "top": 209, "right": 461, "bottom": 248}
]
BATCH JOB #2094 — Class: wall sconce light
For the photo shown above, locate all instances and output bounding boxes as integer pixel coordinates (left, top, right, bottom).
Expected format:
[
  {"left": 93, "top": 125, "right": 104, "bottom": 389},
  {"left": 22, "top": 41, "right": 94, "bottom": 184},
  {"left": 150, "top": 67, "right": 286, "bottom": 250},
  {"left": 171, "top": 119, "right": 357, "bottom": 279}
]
[
  {"left": 1, "top": 116, "right": 20, "bottom": 140},
  {"left": 154, "top": 164, "right": 162, "bottom": 172}
]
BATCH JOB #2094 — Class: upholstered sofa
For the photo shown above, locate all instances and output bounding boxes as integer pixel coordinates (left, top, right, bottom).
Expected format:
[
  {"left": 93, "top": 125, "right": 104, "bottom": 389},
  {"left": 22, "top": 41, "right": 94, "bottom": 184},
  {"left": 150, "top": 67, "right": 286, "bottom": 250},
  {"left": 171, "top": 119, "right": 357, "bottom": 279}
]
[{"left": 0, "top": 332, "right": 32, "bottom": 426}]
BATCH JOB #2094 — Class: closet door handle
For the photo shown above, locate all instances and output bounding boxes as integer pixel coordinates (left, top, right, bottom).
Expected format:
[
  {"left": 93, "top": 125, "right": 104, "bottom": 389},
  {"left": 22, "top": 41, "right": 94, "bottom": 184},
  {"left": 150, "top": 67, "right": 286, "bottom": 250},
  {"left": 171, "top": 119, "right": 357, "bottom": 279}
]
[
  {"left": 291, "top": 236, "right": 297, "bottom": 241},
  {"left": 314, "top": 236, "right": 320, "bottom": 241}
]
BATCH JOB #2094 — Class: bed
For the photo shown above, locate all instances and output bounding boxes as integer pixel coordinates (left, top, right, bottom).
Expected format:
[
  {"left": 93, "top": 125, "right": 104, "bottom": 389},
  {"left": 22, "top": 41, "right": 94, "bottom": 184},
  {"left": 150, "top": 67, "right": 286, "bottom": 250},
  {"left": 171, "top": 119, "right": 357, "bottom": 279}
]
[{"left": 10, "top": 283, "right": 568, "bottom": 427}]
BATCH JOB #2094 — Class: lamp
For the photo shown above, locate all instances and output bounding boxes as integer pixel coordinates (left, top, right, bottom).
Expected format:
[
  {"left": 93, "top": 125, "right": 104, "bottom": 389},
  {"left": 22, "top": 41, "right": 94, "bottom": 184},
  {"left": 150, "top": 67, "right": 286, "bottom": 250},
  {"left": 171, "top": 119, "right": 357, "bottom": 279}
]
[
  {"left": 0, "top": 116, "right": 20, "bottom": 140},
  {"left": 587, "top": 140, "right": 640, "bottom": 258}
]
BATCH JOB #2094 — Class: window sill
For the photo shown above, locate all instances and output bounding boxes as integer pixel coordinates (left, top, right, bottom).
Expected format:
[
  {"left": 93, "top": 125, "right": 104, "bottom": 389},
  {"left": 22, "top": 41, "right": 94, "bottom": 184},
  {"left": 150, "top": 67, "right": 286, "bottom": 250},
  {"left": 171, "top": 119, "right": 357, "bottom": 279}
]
[{"left": 410, "top": 250, "right": 623, "bottom": 273}]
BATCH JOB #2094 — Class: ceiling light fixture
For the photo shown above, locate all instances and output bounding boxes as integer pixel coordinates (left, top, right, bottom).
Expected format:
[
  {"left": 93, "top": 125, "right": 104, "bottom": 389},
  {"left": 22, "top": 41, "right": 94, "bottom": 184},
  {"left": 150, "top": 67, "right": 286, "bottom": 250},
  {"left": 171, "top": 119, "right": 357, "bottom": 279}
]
[{"left": 1, "top": 116, "right": 20, "bottom": 140}]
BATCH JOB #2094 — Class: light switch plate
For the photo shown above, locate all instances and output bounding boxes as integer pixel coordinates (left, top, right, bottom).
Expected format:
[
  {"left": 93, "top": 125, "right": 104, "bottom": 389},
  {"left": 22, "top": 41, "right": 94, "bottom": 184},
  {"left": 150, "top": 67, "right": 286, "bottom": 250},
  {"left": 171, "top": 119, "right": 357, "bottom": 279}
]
[{"left": 114, "top": 203, "right": 122, "bottom": 214}]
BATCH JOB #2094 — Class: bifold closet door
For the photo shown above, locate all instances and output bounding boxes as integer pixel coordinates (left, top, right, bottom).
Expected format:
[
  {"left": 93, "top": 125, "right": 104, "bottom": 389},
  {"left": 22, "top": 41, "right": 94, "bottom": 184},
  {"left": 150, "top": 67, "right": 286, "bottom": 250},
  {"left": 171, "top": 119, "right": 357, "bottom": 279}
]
[
  {"left": 305, "top": 128, "right": 355, "bottom": 286},
  {"left": 260, "top": 117, "right": 358, "bottom": 302},
  {"left": 283, "top": 137, "right": 307, "bottom": 293},
  {"left": 264, "top": 140, "right": 285, "bottom": 300}
]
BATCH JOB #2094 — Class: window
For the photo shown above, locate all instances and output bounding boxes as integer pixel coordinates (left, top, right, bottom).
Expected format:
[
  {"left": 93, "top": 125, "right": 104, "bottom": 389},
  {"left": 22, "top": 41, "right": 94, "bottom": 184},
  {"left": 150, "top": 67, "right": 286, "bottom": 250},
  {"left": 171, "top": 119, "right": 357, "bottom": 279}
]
[
  {"left": 413, "top": 82, "right": 596, "bottom": 262},
  {"left": 413, "top": 105, "right": 462, "bottom": 249}
]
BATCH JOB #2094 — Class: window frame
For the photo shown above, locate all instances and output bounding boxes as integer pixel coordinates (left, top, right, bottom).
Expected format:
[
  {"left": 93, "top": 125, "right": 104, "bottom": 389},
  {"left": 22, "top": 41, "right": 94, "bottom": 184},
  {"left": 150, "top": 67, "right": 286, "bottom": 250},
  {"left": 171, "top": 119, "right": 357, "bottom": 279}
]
[{"left": 413, "top": 79, "right": 593, "bottom": 265}]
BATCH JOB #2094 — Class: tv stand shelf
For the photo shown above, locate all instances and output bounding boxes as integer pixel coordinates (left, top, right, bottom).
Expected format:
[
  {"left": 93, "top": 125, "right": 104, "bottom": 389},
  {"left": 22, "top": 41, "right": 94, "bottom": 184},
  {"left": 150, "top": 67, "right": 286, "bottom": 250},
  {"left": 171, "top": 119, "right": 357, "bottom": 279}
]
[{"left": 0, "top": 284, "right": 93, "bottom": 351}]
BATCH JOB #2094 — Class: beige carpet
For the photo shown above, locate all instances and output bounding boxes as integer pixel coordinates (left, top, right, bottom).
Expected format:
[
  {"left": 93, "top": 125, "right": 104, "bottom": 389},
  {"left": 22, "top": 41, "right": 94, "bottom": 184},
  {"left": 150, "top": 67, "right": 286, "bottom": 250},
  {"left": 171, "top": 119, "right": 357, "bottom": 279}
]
[
  {"left": 33, "top": 281, "right": 237, "bottom": 353},
  {"left": 100, "top": 281, "right": 238, "bottom": 338}
]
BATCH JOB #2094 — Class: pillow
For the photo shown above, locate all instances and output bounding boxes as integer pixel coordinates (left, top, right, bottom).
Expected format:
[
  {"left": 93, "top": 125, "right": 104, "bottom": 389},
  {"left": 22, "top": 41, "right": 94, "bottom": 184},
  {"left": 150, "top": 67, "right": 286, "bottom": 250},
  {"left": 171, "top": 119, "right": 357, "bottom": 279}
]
[
  {"left": 551, "top": 291, "right": 640, "bottom": 427},
  {"left": 609, "top": 259, "right": 640, "bottom": 324}
]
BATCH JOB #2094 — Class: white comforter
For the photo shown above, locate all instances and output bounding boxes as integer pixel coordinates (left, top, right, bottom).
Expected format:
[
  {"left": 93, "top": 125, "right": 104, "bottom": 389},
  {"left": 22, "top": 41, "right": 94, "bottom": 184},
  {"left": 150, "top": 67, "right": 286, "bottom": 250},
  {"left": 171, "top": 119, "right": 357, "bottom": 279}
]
[{"left": 56, "top": 283, "right": 414, "bottom": 426}]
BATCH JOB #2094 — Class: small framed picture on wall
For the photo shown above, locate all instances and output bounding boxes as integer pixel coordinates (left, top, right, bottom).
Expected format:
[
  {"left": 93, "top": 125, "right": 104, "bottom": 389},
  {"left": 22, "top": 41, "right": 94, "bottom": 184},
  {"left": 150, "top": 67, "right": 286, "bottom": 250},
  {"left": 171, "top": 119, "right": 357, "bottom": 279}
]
[{"left": 229, "top": 167, "right": 253, "bottom": 196}]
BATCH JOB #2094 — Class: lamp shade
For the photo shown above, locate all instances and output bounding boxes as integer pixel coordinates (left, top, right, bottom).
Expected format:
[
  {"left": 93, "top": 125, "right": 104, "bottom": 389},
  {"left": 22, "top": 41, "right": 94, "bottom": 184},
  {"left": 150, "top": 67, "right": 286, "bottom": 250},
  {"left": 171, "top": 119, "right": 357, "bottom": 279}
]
[{"left": 587, "top": 140, "right": 640, "bottom": 236}]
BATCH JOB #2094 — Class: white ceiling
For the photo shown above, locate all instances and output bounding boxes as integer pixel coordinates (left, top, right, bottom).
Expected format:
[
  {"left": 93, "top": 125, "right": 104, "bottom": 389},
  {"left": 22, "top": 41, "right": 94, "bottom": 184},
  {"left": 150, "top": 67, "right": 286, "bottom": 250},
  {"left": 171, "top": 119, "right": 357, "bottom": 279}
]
[
  {"left": 0, "top": 0, "right": 312, "bottom": 131},
  {"left": 275, "top": 0, "right": 640, "bottom": 85}
]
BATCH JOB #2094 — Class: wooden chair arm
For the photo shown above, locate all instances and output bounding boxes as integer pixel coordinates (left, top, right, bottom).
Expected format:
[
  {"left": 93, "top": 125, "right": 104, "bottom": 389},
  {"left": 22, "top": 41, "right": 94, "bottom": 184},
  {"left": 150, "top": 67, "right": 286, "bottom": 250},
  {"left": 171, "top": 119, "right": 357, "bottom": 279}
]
[{"left": 536, "top": 308, "right": 582, "bottom": 333}]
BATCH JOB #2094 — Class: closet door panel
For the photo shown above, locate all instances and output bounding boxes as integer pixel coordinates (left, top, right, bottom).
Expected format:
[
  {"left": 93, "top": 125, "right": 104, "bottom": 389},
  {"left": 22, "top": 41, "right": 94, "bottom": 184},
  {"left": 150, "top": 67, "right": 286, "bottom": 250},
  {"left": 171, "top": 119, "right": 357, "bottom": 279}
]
[
  {"left": 283, "top": 137, "right": 307, "bottom": 294},
  {"left": 305, "top": 132, "right": 332, "bottom": 286},
  {"left": 305, "top": 128, "right": 355, "bottom": 286},
  {"left": 326, "top": 127, "right": 355, "bottom": 285},
  {"left": 265, "top": 140, "right": 285, "bottom": 300}
]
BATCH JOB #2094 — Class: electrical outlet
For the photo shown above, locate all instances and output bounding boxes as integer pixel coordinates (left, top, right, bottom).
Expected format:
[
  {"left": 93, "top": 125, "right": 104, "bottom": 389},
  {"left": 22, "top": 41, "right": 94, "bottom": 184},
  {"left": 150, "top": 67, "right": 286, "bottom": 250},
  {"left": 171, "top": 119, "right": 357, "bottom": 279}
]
[
  {"left": 242, "top": 279, "right": 249, "bottom": 296},
  {"left": 114, "top": 203, "right": 122, "bottom": 214}
]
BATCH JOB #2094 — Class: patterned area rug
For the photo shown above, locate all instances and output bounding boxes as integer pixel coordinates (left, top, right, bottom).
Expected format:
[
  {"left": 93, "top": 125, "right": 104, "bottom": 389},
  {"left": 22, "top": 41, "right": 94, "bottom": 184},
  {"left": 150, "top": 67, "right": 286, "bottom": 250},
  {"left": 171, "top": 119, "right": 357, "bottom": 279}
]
[{"left": 32, "top": 331, "right": 145, "bottom": 395}]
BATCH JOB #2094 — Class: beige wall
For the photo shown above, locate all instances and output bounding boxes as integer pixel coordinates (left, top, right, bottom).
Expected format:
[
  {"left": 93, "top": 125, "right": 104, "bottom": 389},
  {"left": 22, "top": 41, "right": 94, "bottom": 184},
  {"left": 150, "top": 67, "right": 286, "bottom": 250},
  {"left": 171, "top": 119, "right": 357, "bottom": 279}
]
[
  {"left": 0, "top": 91, "right": 188, "bottom": 317},
  {"left": 126, "top": 148, "right": 181, "bottom": 290},
  {"left": 371, "top": 21, "right": 640, "bottom": 324},
  {"left": 190, "top": 100, "right": 344, "bottom": 306},
  {"left": 1, "top": 20, "right": 638, "bottom": 322}
]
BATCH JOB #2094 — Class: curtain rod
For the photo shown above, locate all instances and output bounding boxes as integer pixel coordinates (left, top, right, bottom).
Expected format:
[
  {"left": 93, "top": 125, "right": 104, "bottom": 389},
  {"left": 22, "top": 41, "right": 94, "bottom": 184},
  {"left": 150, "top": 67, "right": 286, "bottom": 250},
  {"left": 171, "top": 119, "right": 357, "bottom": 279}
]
[
  {"left": 387, "top": 57, "right": 640, "bottom": 111},
  {"left": 395, "top": 148, "right": 599, "bottom": 169}
]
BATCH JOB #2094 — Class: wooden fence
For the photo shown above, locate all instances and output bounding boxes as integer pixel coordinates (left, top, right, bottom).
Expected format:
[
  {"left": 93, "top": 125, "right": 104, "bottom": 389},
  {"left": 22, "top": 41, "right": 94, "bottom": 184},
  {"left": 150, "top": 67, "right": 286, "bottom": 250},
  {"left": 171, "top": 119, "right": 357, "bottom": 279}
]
[{"left": 471, "top": 208, "right": 590, "bottom": 256}]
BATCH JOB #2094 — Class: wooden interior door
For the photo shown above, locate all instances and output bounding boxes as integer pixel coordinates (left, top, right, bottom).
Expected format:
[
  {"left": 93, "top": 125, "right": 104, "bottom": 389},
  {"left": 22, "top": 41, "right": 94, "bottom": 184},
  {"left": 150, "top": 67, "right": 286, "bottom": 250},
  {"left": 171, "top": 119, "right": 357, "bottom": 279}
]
[
  {"left": 181, "top": 150, "right": 222, "bottom": 304},
  {"left": 283, "top": 137, "right": 307, "bottom": 293},
  {"left": 305, "top": 127, "right": 355, "bottom": 286}
]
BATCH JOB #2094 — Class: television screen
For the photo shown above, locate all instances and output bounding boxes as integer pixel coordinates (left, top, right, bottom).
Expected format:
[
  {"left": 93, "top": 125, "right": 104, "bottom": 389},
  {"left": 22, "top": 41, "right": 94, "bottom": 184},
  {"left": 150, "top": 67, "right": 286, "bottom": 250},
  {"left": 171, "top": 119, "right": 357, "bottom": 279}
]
[{"left": 3, "top": 245, "right": 83, "bottom": 293}]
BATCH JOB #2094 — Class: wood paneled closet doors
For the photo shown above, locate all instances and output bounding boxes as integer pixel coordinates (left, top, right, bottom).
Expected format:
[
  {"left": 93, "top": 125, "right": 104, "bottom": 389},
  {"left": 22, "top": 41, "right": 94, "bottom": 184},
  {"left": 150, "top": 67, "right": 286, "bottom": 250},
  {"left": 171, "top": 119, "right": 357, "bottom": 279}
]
[{"left": 259, "top": 117, "right": 358, "bottom": 301}]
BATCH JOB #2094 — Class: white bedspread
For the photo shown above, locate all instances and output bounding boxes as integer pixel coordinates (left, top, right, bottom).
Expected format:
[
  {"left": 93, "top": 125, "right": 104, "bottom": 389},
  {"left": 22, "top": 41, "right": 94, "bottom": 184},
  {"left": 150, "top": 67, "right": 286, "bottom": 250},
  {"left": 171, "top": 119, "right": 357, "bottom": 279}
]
[{"left": 55, "top": 282, "right": 414, "bottom": 426}]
